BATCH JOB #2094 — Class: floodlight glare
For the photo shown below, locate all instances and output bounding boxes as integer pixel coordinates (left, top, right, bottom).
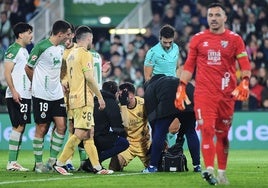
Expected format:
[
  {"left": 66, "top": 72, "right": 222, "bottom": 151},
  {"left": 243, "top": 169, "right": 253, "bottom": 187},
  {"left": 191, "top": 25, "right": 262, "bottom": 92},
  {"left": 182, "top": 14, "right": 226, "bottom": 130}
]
[
  {"left": 109, "top": 28, "right": 146, "bottom": 35},
  {"left": 99, "top": 16, "right": 111, "bottom": 24}
]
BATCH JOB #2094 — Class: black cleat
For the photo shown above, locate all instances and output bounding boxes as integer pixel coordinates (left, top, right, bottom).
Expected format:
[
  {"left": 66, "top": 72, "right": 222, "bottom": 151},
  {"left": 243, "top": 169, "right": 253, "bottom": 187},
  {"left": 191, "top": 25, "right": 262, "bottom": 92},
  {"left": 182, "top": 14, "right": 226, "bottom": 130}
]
[{"left": 202, "top": 170, "right": 218, "bottom": 185}]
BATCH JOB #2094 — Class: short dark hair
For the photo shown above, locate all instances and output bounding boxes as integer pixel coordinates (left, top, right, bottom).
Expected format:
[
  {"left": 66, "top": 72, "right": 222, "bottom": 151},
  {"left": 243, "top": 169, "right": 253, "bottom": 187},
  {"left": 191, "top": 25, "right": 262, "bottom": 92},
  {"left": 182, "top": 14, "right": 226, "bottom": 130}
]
[
  {"left": 102, "top": 81, "right": 118, "bottom": 95},
  {"left": 160, "top": 24, "right": 175, "bottom": 39},
  {"left": 70, "top": 24, "right": 75, "bottom": 33},
  {"left": 75, "top": 25, "right": 92, "bottom": 40},
  {"left": 51, "top": 20, "right": 71, "bottom": 35},
  {"left": 13, "top": 22, "right": 33, "bottom": 39},
  {"left": 114, "top": 34, "right": 121, "bottom": 40},
  {"left": 119, "top": 82, "right": 135, "bottom": 94},
  {"left": 1, "top": 11, "right": 7, "bottom": 16},
  {"left": 208, "top": 2, "right": 226, "bottom": 14}
]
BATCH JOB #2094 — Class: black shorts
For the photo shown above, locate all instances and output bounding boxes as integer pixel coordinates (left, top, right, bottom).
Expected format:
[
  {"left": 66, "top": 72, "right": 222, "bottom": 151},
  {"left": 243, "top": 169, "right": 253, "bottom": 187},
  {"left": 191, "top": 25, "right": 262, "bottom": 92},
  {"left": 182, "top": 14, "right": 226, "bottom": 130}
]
[
  {"left": 6, "top": 98, "right": 31, "bottom": 128},
  {"left": 32, "top": 97, "right": 67, "bottom": 124}
]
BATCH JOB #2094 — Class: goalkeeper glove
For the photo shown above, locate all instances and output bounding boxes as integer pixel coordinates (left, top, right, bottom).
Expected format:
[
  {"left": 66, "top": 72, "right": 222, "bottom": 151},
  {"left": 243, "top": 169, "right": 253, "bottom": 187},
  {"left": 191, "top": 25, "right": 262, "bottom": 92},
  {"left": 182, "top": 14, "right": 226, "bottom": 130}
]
[
  {"left": 231, "top": 77, "right": 249, "bottom": 101},
  {"left": 119, "top": 89, "right": 129, "bottom": 105},
  {"left": 174, "top": 81, "right": 191, "bottom": 111}
]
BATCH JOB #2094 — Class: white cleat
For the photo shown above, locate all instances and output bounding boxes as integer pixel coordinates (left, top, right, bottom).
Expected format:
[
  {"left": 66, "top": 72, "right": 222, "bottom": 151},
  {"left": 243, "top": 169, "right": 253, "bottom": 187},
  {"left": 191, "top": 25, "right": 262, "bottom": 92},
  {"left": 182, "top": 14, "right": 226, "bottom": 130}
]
[
  {"left": 6, "top": 162, "right": 29, "bottom": 172},
  {"left": 46, "top": 158, "right": 56, "bottom": 171},
  {"left": 95, "top": 168, "right": 114, "bottom": 175},
  {"left": 217, "top": 171, "right": 230, "bottom": 185},
  {"left": 53, "top": 165, "right": 73, "bottom": 175},
  {"left": 34, "top": 163, "right": 50, "bottom": 173}
]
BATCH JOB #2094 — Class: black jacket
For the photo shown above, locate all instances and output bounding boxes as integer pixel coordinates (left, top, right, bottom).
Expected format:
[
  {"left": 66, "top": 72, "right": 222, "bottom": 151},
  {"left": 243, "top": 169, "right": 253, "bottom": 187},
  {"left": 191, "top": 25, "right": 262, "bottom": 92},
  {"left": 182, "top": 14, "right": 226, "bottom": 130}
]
[
  {"left": 94, "top": 90, "right": 126, "bottom": 151},
  {"left": 144, "top": 74, "right": 194, "bottom": 122}
]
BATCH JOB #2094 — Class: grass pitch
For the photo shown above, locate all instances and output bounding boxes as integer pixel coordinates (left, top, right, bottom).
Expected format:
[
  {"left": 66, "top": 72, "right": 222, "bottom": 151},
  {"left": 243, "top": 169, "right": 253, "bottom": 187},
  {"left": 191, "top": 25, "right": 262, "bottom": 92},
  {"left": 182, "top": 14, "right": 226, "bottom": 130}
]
[{"left": 0, "top": 150, "right": 267, "bottom": 188}]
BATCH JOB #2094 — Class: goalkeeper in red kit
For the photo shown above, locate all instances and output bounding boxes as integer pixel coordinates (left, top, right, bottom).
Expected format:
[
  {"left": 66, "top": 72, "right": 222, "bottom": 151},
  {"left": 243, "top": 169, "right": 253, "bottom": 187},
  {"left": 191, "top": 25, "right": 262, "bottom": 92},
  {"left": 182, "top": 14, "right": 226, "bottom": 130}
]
[{"left": 174, "top": 2, "right": 251, "bottom": 186}]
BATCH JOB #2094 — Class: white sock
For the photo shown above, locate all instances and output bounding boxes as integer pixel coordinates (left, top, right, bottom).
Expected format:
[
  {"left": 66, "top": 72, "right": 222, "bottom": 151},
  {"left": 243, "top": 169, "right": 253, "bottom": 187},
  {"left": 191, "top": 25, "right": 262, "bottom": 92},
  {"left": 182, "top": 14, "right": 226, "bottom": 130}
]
[
  {"left": 56, "top": 160, "right": 65, "bottom": 167},
  {"left": 93, "top": 165, "right": 102, "bottom": 171},
  {"left": 66, "top": 159, "right": 72, "bottom": 164}
]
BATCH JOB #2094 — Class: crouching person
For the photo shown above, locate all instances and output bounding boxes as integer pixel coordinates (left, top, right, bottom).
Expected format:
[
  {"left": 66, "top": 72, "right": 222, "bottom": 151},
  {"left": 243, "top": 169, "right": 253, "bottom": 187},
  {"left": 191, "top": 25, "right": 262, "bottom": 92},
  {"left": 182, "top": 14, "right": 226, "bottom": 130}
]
[
  {"left": 80, "top": 81, "right": 129, "bottom": 172},
  {"left": 109, "top": 82, "right": 151, "bottom": 171}
]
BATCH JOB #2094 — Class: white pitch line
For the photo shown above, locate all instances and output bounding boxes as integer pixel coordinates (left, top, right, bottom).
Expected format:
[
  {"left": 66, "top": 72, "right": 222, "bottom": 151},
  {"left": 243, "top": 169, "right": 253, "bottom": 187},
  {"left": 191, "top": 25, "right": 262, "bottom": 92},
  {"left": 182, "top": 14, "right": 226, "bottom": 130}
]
[{"left": 0, "top": 172, "right": 145, "bottom": 185}]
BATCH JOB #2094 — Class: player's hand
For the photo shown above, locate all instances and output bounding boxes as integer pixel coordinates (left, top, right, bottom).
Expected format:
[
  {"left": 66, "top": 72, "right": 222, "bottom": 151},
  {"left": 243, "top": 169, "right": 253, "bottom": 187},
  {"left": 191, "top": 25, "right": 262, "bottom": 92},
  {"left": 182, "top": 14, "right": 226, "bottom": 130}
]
[
  {"left": 98, "top": 98, "right": 106, "bottom": 110},
  {"left": 232, "top": 77, "right": 249, "bottom": 101},
  {"left": 174, "top": 82, "right": 191, "bottom": 111},
  {"left": 62, "top": 82, "right": 69, "bottom": 94},
  {"left": 102, "top": 61, "right": 111, "bottom": 74},
  {"left": 119, "top": 89, "right": 129, "bottom": 106},
  {"left": 12, "top": 90, "right": 22, "bottom": 105}
]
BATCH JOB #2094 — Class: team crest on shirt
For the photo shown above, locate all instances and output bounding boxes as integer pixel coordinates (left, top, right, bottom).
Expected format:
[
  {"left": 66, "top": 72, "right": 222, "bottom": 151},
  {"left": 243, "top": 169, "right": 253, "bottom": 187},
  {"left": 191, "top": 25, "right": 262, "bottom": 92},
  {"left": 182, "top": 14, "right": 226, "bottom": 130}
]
[
  {"left": 221, "top": 41, "right": 228, "bottom": 48},
  {"left": 137, "top": 112, "right": 143, "bottom": 118}
]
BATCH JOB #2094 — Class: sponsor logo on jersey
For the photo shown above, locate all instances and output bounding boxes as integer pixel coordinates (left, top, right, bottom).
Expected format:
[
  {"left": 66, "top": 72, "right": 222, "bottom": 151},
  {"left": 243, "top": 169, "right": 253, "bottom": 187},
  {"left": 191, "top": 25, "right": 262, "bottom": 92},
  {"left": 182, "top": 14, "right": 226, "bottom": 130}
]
[
  {"left": 53, "top": 57, "right": 61, "bottom": 66},
  {"left": 82, "top": 111, "right": 87, "bottom": 119},
  {"left": 87, "top": 62, "right": 93, "bottom": 69},
  {"left": 207, "top": 50, "right": 221, "bottom": 65},
  {"left": 6, "top": 53, "right": 14, "bottom": 59},
  {"left": 221, "top": 72, "right": 231, "bottom": 90},
  {"left": 203, "top": 41, "right": 208, "bottom": 47},
  {"left": 31, "top": 55, "right": 38, "bottom": 61},
  {"left": 222, "top": 119, "right": 231, "bottom": 126}
]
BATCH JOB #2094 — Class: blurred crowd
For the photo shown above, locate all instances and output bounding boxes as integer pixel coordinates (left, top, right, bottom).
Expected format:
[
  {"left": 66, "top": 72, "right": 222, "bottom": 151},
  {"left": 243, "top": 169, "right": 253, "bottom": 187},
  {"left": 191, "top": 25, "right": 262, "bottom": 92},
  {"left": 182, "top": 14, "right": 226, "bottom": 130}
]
[{"left": 1, "top": 0, "right": 268, "bottom": 111}]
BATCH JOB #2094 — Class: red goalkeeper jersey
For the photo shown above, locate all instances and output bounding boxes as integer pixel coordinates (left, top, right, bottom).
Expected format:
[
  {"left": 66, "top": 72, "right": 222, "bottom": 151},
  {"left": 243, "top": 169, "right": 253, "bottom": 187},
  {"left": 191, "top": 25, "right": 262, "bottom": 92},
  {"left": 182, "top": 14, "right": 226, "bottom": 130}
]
[{"left": 184, "top": 29, "right": 250, "bottom": 98}]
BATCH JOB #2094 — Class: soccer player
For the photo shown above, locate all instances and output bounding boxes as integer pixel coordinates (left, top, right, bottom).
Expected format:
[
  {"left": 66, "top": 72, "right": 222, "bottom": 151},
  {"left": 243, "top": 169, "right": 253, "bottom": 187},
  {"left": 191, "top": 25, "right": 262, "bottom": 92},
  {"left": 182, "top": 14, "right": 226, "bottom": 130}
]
[
  {"left": 4, "top": 22, "right": 33, "bottom": 171},
  {"left": 80, "top": 81, "right": 129, "bottom": 172},
  {"left": 60, "top": 24, "right": 77, "bottom": 171},
  {"left": 91, "top": 49, "right": 103, "bottom": 89},
  {"left": 64, "top": 28, "right": 111, "bottom": 171},
  {"left": 143, "top": 24, "right": 200, "bottom": 173},
  {"left": 90, "top": 43, "right": 111, "bottom": 90},
  {"left": 109, "top": 82, "right": 151, "bottom": 172},
  {"left": 24, "top": 20, "right": 72, "bottom": 173},
  {"left": 175, "top": 2, "right": 251, "bottom": 185},
  {"left": 53, "top": 25, "right": 113, "bottom": 175},
  {"left": 77, "top": 49, "right": 111, "bottom": 170}
]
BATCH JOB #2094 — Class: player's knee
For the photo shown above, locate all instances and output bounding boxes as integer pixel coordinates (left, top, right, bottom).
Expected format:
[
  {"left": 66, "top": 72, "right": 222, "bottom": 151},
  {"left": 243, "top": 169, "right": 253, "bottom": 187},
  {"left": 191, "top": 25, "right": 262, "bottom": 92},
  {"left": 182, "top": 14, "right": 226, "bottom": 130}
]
[
  {"left": 109, "top": 155, "right": 125, "bottom": 171},
  {"left": 36, "top": 124, "right": 49, "bottom": 137},
  {"left": 201, "top": 126, "right": 214, "bottom": 138},
  {"left": 215, "top": 130, "right": 229, "bottom": 144},
  {"left": 55, "top": 125, "right": 66, "bottom": 135}
]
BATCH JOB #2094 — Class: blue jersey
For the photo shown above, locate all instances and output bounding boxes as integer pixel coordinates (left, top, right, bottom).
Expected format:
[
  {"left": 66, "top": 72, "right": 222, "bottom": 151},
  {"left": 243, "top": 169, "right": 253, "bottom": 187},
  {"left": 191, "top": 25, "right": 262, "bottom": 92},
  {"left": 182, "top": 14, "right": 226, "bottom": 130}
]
[{"left": 144, "top": 42, "right": 179, "bottom": 77}]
